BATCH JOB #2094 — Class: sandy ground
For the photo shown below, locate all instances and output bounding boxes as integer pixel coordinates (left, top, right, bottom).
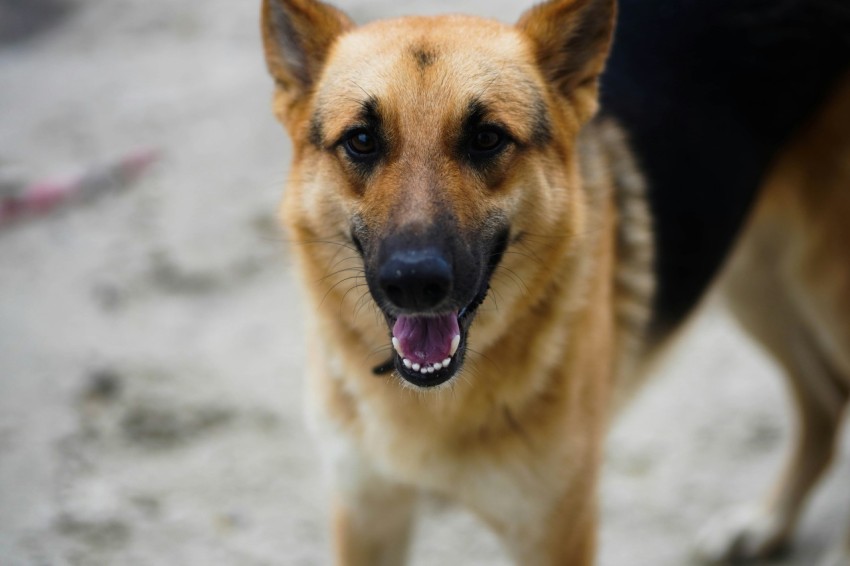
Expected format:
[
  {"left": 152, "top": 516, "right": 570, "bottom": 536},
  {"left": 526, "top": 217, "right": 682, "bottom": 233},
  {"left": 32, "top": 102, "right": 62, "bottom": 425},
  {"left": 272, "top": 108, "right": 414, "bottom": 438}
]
[{"left": 0, "top": 1, "right": 847, "bottom": 565}]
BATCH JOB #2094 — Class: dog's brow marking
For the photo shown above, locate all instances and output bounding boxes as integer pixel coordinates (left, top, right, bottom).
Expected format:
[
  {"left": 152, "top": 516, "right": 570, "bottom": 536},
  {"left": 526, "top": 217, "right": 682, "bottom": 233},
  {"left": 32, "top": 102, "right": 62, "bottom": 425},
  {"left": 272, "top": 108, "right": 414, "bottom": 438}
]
[
  {"left": 531, "top": 94, "right": 553, "bottom": 146},
  {"left": 464, "top": 94, "right": 551, "bottom": 149},
  {"left": 309, "top": 113, "right": 324, "bottom": 148},
  {"left": 464, "top": 98, "right": 487, "bottom": 130},
  {"left": 359, "top": 97, "right": 381, "bottom": 126}
]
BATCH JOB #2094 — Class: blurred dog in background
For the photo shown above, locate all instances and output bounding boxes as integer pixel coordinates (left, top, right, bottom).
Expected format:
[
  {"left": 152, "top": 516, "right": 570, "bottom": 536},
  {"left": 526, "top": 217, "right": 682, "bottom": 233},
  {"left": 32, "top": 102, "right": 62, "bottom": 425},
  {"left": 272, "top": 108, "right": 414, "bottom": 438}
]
[{"left": 260, "top": 0, "right": 850, "bottom": 563}]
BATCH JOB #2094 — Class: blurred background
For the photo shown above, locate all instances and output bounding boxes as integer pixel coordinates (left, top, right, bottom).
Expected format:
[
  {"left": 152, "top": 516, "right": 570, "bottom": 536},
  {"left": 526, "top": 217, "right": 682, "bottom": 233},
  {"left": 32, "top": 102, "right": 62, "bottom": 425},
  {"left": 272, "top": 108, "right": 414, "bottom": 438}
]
[{"left": 0, "top": 0, "right": 847, "bottom": 564}]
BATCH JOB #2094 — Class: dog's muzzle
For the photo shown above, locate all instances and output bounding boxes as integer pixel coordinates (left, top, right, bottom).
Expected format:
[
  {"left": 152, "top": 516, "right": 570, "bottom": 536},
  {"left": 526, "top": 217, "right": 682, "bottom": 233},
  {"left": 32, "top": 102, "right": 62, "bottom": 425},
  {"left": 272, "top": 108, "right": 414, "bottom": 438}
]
[{"left": 364, "top": 225, "right": 509, "bottom": 388}]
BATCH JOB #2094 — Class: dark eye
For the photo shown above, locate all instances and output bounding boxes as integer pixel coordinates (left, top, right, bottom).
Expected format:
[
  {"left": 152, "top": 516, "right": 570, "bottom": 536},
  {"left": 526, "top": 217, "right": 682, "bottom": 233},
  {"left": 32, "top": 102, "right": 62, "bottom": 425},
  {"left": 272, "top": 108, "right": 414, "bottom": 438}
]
[
  {"left": 469, "top": 129, "right": 506, "bottom": 156},
  {"left": 344, "top": 130, "right": 378, "bottom": 158}
]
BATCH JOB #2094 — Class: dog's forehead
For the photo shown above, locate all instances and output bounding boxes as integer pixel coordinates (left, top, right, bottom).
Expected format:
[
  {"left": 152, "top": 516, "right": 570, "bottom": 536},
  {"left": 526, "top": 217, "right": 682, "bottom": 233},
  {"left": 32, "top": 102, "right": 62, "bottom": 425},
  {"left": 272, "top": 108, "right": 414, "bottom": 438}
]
[
  {"left": 338, "top": 15, "right": 527, "bottom": 63},
  {"left": 314, "top": 15, "right": 545, "bottom": 139}
]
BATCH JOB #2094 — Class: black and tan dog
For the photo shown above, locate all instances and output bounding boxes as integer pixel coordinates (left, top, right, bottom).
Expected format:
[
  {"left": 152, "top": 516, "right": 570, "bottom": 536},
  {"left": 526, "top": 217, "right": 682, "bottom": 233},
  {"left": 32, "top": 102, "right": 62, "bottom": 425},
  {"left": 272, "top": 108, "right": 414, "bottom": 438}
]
[{"left": 260, "top": 0, "right": 850, "bottom": 563}]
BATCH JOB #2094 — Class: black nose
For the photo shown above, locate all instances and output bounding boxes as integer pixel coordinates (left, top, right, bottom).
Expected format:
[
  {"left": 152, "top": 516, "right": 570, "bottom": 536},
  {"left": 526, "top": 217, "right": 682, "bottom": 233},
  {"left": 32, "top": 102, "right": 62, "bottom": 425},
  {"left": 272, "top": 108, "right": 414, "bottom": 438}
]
[{"left": 378, "top": 248, "right": 452, "bottom": 311}]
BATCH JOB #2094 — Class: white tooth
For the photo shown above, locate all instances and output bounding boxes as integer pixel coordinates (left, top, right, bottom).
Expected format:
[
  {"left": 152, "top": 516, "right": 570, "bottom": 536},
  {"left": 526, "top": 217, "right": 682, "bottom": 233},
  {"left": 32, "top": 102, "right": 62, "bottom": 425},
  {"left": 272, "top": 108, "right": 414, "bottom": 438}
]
[
  {"left": 433, "top": 362, "right": 442, "bottom": 370},
  {"left": 450, "top": 335, "right": 460, "bottom": 356},
  {"left": 412, "top": 363, "right": 421, "bottom": 371},
  {"left": 427, "top": 367, "right": 435, "bottom": 373},
  {"left": 442, "top": 358, "right": 451, "bottom": 366},
  {"left": 420, "top": 367, "right": 428, "bottom": 374},
  {"left": 403, "top": 358, "right": 412, "bottom": 368},
  {"left": 392, "top": 337, "right": 403, "bottom": 356}
]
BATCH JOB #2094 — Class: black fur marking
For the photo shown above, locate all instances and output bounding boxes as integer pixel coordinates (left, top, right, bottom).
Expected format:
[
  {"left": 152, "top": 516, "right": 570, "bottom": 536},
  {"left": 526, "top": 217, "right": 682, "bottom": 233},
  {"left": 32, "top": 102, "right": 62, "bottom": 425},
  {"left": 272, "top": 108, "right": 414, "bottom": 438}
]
[
  {"left": 308, "top": 113, "right": 324, "bottom": 148},
  {"left": 463, "top": 99, "right": 487, "bottom": 132},
  {"left": 350, "top": 215, "right": 369, "bottom": 256},
  {"left": 600, "top": 0, "right": 850, "bottom": 336},
  {"left": 359, "top": 97, "right": 381, "bottom": 127},
  {"left": 487, "top": 227, "right": 510, "bottom": 271},
  {"left": 461, "top": 226, "right": 508, "bottom": 318},
  {"left": 530, "top": 95, "right": 553, "bottom": 147},
  {"left": 411, "top": 47, "right": 437, "bottom": 69}
]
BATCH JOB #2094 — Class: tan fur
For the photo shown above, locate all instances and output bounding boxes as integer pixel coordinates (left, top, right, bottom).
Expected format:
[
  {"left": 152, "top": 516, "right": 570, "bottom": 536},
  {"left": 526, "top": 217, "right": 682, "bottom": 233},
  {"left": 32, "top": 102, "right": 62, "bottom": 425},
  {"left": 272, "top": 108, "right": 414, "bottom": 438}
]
[{"left": 697, "top": 74, "right": 850, "bottom": 565}]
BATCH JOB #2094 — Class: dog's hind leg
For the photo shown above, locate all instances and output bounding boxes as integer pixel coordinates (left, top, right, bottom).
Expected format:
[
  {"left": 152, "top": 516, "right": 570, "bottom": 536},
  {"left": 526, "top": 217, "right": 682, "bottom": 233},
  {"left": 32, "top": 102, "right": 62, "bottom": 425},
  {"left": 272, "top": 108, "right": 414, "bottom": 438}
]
[
  {"left": 695, "top": 239, "right": 847, "bottom": 563},
  {"left": 697, "top": 74, "right": 850, "bottom": 565},
  {"left": 695, "top": 288, "right": 847, "bottom": 563}
]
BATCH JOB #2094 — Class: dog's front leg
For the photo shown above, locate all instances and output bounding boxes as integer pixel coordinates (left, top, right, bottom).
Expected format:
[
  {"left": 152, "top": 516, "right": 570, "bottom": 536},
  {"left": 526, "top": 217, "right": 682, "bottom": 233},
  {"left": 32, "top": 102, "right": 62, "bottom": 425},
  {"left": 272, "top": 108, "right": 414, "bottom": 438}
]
[
  {"left": 331, "top": 480, "right": 416, "bottom": 566},
  {"left": 471, "top": 461, "right": 600, "bottom": 566},
  {"left": 324, "top": 437, "right": 416, "bottom": 566},
  {"left": 506, "top": 497, "right": 598, "bottom": 566}
]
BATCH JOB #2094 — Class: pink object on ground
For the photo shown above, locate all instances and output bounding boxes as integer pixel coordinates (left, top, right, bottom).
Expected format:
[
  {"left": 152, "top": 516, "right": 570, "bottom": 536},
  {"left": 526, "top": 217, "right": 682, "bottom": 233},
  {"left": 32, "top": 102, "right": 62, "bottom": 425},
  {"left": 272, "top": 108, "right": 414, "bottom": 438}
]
[{"left": 0, "top": 148, "right": 159, "bottom": 227}]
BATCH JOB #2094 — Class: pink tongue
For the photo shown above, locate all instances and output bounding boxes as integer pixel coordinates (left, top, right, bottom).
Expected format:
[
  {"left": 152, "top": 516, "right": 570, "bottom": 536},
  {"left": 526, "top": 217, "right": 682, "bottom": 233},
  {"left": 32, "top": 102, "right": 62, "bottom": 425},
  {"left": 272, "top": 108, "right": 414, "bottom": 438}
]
[{"left": 393, "top": 312, "right": 459, "bottom": 365}]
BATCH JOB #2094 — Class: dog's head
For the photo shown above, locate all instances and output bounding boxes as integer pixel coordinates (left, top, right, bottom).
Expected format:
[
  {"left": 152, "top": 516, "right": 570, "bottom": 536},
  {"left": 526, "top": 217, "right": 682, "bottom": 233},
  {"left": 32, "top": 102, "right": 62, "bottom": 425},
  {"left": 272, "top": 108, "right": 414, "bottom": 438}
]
[{"left": 262, "top": 0, "right": 615, "bottom": 387}]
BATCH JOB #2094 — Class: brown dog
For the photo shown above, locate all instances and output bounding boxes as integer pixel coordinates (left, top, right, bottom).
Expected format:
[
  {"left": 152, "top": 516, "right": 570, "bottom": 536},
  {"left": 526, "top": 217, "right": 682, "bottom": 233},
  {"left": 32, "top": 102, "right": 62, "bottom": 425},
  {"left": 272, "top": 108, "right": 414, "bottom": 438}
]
[{"left": 259, "top": 0, "right": 850, "bottom": 563}]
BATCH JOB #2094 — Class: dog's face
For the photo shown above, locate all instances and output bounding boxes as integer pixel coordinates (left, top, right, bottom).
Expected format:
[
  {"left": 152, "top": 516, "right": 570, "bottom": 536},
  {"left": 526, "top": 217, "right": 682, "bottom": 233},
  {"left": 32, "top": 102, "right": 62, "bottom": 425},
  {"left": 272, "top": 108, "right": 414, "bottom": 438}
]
[{"left": 262, "top": 0, "right": 614, "bottom": 387}]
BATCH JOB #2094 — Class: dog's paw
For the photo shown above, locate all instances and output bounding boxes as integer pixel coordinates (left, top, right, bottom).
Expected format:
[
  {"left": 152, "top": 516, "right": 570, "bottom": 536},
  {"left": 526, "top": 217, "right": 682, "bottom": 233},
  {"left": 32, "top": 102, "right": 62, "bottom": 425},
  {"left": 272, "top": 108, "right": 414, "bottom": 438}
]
[
  {"left": 694, "top": 506, "right": 789, "bottom": 564},
  {"left": 818, "top": 547, "right": 850, "bottom": 566}
]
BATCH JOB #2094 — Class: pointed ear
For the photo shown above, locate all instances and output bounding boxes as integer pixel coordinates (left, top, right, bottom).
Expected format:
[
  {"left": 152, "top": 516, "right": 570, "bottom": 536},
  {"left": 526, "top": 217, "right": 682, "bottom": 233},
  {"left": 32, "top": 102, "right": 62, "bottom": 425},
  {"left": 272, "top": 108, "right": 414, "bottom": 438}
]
[
  {"left": 517, "top": 0, "right": 616, "bottom": 122},
  {"left": 261, "top": 0, "right": 354, "bottom": 97}
]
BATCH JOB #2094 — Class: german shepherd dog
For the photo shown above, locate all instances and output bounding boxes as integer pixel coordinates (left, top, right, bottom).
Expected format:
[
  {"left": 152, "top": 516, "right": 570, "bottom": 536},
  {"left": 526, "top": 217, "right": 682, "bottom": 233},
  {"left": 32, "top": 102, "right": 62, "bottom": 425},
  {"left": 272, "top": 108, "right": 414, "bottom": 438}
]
[{"left": 260, "top": 0, "right": 850, "bottom": 563}]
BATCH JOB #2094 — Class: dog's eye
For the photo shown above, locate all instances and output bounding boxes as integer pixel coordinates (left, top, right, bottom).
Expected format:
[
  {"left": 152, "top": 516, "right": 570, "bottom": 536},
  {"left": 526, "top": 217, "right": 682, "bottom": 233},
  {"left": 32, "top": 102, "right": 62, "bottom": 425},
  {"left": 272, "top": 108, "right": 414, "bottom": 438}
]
[
  {"left": 344, "top": 130, "right": 378, "bottom": 157},
  {"left": 469, "top": 129, "right": 506, "bottom": 156}
]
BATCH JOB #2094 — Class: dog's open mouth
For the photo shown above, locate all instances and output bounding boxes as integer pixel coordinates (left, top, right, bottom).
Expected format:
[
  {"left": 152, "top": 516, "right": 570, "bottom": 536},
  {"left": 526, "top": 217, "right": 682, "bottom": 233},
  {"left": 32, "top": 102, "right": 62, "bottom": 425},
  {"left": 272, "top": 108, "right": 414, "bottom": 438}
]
[
  {"left": 383, "top": 305, "right": 477, "bottom": 387},
  {"left": 392, "top": 312, "right": 460, "bottom": 374},
  {"left": 376, "top": 288, "right": 488, "bottom": 387}
]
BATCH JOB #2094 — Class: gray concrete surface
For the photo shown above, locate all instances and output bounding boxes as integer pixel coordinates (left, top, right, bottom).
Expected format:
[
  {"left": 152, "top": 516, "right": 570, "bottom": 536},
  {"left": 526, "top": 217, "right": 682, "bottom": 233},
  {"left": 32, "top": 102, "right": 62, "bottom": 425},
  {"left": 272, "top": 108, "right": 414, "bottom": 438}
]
[{"left": 0, "top": 1, "right": 847, "bottom": 564}]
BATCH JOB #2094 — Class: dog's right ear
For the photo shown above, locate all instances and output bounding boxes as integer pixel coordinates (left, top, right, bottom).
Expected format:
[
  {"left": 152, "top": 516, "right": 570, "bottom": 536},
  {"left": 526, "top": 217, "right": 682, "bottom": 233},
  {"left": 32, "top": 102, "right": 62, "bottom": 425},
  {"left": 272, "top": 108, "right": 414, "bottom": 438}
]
[
  {"left": 261, "top": 0, "right": 354, "bottom": 98},
  {"left": 518, "top": 0, "right": 616, "bottom": 123}
]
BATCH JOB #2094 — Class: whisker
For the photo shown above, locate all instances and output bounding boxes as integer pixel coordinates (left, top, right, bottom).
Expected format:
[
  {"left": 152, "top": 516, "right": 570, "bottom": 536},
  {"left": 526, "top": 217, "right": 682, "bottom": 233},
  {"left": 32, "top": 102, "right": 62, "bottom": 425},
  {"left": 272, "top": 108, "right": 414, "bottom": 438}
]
[
  {"left": 466, "top": 347, "right": 498, "bottom": 372},
  {"left": 320, "top": 240, "right": 358, "bottom": 273},
  {"left": 493, "top": 266, "right": 530, "bottom": 296},
  {"left": 353, "top": 290, "right": 377, "bottom": 323},
  {"left": 294, "top": 239, "right": 358, "bottom": 252},
  {"left": 340, "top": 278, "right": 368, "bottom": 316},
  {"left": 487, "top": 288, "right": 501, "bottom": 312},
  {"left": 366, "top": 344, "right": 394, "bottom": 364},
  {"left": 316, "top": 266, "right": 365, "bottom": 284},
  {"left": 501, "top": 249, "right": 544, "bottom": 267},
  {"left": 318, "top": 275, "right": 363, "bottom": 308},
  {"left": 326, "top": 254, "right": 363, "bottom": 271}
]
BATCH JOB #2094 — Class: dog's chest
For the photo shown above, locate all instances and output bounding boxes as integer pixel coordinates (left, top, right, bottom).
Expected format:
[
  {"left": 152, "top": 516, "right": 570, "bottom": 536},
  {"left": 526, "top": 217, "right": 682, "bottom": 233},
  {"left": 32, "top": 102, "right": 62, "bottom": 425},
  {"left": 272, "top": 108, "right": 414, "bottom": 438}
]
[{"left": 312, "top": 374, "right": 566, "bottom": 523}]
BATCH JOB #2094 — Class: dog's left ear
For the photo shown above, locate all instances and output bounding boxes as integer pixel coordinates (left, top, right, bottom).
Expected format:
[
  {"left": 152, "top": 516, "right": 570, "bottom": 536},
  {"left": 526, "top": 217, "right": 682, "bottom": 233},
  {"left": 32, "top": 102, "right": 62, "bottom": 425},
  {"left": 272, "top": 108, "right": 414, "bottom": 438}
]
[
  {"left": 518, "top": 0, "right": 616, "bottom": 123},
  {"left": 261, "top": 0, "right": 354, "bottom": 99}
]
